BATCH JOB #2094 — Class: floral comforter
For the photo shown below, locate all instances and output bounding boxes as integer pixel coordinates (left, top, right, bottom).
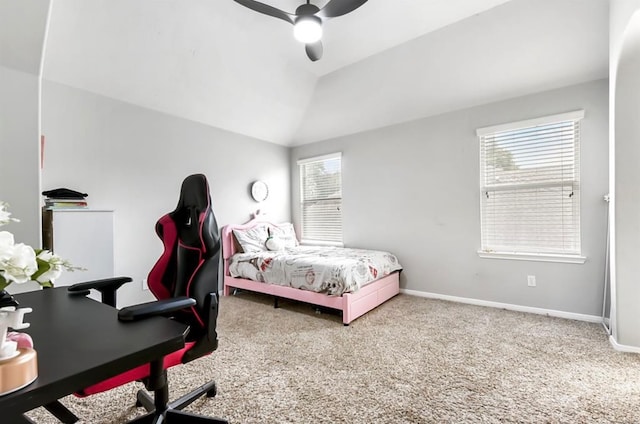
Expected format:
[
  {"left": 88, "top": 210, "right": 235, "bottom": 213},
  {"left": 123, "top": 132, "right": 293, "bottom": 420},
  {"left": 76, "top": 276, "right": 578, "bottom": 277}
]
[{"left": 228, "top": 245, "right": 402, "bottom": 296}]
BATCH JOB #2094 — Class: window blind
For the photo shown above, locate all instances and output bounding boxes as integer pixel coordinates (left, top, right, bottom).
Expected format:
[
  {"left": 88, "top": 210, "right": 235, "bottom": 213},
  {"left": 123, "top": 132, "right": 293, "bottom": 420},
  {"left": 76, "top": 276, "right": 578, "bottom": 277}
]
[
  {"left": 298, "top": 153, "right": 343, "bottom": 244},
  {"left": 477, "top": 111, "right": 583, "bottom": 256}
]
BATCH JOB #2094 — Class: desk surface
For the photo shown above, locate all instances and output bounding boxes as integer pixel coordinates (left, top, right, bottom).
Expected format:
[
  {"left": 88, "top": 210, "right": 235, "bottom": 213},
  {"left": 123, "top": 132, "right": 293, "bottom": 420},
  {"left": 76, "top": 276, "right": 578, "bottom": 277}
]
[{"left": 0, "top": 287, "right": 188, "bottom": 416}]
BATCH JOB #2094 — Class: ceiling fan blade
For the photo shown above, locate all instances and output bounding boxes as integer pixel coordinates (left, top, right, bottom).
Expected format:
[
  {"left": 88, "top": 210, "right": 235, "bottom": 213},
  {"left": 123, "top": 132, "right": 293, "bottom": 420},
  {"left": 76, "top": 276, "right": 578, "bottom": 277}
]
[
  {"left": 233, "top": 0, "right": 295, "bottom": 24},
  {"left": 305, "top": 41, "right": 323, "bottom": 62},
  {"left": 317, "top": 0, "right": 368, "bottom": 18}
]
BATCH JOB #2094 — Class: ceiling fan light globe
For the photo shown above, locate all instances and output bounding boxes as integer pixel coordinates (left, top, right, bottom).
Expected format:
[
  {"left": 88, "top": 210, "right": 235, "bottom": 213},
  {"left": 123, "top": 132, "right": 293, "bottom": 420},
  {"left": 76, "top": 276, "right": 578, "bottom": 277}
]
[{"left": 293, "top": 17, "right": 322, "bottom": 43}]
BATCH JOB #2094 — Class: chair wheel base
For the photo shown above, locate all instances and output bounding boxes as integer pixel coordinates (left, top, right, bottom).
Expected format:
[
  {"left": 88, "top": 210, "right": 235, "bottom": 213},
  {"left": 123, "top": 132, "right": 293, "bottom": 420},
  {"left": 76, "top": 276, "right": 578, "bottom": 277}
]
[
  {"left": 43, "top": 400, "right": 79, "bottom": 423},
  {"left": 206, "top": 384, "right": 217, "bottom": 398},
  {"left": 130, "top": 409, "right": 228, "bottom": 424},
  {"left": 136, "top": 389, "right": 155, "bottom": 412},
  {"left": 132, "top": 380, "right": 221, "bottom": 422}
]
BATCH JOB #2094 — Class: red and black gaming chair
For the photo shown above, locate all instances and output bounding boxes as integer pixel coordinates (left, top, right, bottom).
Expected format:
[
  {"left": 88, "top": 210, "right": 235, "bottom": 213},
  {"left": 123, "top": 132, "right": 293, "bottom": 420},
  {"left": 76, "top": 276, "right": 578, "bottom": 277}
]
[{"left": 50, "top": 174, "right": 227, "bottom": 424}]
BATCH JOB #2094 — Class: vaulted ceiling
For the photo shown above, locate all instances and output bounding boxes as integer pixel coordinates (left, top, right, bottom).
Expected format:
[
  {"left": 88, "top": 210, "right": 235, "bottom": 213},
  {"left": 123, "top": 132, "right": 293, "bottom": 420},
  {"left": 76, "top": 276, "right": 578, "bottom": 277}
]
[{"left": 38, "top": 0, "right": 609, "bottom": 146}]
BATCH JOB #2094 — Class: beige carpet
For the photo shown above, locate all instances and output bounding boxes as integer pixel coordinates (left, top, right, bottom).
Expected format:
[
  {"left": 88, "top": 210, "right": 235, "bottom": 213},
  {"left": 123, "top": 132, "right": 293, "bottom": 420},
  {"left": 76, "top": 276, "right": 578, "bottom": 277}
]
[{"left": 26, "top": 292, "right": 640, "bottom": 423}]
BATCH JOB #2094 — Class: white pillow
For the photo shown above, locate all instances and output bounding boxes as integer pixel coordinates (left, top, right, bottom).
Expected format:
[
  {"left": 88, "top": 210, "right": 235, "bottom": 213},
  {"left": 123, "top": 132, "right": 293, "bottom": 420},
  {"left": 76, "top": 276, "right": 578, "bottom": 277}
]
[
  {"left": 233, "top": 226, "right": 269, "bottom": 253},
  {"left": 268, "top": 223, "right": 298, "bottom": 248}
]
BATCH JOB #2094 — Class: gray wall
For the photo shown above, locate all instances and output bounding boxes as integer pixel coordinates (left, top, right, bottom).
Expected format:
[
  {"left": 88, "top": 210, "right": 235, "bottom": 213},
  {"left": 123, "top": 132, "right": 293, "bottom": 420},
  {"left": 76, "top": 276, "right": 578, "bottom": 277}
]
[
  {"left": 37, "top": 78, "right": 610, "bottom": 317},
  {"left": 0, "top": 0, "right": 51, "bottom": 249},
  {"left": 610, "top": 0, "right": 640, "bottom": 349},
  {"left": 0, "top": 0, "right": 51, "bottom": 294},
  {"left": 0, "top": 65, "right": 43, "bottom": 295},
  {"left": 614, "top": 45, "right": 640, "bottom": 348},
  {"left": 42, "top": 81, "right": 291, "bottom": 306},
  {"left": 291, "top": 79, "right": 609, "bottom": 317},
  {"left": 0, "top": 65, "right": 41, "bottom": 247}
]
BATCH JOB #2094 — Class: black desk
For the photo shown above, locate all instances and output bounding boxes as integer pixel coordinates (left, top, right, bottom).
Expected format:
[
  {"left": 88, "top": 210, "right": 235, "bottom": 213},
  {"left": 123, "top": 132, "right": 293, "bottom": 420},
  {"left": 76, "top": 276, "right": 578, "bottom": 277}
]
[{"left": 0, "top": 287, "right": 188, "bottom": 420}]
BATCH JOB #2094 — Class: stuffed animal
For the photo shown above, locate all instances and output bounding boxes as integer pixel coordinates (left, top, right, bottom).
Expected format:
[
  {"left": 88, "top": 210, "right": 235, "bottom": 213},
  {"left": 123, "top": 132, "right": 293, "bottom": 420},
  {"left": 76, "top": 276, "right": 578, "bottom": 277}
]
[{"left": 265, "top": 236, "right": 284, "bottom": 251}]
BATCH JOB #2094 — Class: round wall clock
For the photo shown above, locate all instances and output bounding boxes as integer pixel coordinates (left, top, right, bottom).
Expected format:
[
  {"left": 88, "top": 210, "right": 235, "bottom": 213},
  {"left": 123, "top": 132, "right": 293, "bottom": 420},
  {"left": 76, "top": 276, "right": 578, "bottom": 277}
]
[{"left": 250, "top": 180, "right": 269, "bottom": 202}]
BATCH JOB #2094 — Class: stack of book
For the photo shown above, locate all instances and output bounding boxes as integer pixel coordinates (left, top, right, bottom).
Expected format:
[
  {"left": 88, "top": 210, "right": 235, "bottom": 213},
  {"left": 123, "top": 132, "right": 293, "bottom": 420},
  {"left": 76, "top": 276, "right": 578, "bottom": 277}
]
[
  {"left": 44, "top": 198, "right": 88, "bottom": 209},
  {"left": 42, "top": 188, "right": 88, "bottom": 210}
]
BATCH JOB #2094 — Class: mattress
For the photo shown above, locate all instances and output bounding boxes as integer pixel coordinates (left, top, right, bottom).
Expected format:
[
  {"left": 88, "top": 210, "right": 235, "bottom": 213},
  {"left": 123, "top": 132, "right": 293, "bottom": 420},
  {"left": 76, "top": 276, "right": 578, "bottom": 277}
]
[{"left": 228, "top": 245, "right": 402, "bottom": 296}]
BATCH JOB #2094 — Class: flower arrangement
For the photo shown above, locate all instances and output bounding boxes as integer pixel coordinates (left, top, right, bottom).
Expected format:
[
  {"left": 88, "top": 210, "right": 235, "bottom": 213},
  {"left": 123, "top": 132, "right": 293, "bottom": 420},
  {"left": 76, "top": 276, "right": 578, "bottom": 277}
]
[{"left": 0, "top": 201, "right": 76, "bottom": 291}]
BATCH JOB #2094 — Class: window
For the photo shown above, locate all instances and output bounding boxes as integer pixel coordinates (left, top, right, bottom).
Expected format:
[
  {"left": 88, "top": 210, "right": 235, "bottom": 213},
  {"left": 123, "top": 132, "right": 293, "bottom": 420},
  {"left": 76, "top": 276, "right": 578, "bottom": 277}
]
[
  {"left": 298, "top": 153, "right": 342, "bottom": 245},
  {"left": 476, "top": 110, "right": 585, "bottom": 263}
]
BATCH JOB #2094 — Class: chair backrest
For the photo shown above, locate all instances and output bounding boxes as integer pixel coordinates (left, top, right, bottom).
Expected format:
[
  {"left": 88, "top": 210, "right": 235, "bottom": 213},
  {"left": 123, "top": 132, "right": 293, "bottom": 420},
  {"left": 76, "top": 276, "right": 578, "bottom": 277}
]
[{"left": 147, "top": 174, "right": 220, "bottom": 352}]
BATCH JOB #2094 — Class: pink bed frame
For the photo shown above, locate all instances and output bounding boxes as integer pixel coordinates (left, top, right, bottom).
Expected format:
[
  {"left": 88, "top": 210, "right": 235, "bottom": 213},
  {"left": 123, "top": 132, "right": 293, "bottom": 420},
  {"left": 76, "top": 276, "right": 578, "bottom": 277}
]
[{"left": 221, "top": 219, "right": 400, "bottom": 325}]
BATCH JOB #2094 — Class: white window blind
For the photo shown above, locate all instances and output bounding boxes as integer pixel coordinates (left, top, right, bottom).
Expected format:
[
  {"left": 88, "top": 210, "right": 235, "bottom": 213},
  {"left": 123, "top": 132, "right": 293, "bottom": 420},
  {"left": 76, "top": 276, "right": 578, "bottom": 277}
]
[
  {"left": 298, "top": 153, "right": 342, "bottom": 244},
  {"left": 477, "top": 111, "right": 583, "bottom": 257}
]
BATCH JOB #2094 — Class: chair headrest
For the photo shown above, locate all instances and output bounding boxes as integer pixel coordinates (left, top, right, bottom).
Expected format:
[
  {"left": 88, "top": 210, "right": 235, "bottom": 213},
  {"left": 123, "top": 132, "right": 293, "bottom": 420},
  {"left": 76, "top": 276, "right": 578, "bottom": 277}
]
[{"left": 173, "top": 174, "right": 210, "bottom": 214}]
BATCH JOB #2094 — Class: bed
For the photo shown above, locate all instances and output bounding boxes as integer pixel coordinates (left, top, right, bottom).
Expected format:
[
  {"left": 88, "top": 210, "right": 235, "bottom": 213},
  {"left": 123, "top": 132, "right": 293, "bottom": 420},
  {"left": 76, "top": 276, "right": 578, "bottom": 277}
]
[{"left": 221, "top": 218, "right": 402, "bottom": 325}]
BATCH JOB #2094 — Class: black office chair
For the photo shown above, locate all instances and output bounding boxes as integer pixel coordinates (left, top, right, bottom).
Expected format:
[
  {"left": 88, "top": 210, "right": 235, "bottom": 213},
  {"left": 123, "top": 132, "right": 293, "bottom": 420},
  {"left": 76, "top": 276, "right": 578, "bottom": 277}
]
[{"left": 48, "top": 174, "right": 227, "bottom": 424}]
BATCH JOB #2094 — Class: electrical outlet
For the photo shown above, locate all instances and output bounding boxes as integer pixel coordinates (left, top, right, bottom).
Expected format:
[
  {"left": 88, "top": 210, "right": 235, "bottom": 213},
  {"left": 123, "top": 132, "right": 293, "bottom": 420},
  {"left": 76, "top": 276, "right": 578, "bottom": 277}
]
[
  {"left": 142, "top": 278, "right": 149, "bottom": 290},
  {"left": 527, "top": 275, "right": 536, "bottom": 287}
]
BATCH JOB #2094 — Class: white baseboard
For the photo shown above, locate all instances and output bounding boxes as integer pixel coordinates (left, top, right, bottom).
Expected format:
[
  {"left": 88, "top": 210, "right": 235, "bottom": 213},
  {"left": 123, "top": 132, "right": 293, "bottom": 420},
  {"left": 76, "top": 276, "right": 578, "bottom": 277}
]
[
  {"left": 608, "top": 335, "right": 640, "bottom": 353},
  {"left": 400, "top": 289, "right": 602, "bottom": 323}
]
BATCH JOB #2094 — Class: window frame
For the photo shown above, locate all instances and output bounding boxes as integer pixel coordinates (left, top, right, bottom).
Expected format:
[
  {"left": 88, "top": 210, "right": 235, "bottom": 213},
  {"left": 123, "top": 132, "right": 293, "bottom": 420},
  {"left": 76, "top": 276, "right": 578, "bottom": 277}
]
[
  {"left": 476, "top": 110, "right": 586, "bottom": 264},
  {"left": 297, "top": 152, "right": 343, "bottom": 246}
]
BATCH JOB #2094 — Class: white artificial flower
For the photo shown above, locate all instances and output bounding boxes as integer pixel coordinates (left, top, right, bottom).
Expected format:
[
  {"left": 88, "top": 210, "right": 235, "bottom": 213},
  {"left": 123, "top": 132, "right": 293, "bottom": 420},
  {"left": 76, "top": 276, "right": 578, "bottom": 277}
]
[
  {"left": 0, "top": 201, "right": 75, "bottom": 291},
  {"left": 36, "top": 250, "right": 53, "bottom": 262},
  {"left": 0, "top": 243, "right": 38, "bottom": 284},
  {"left": 0, "top": 202, "right": 19, "bottom": 227},
  {"left": 35, "top": 250, "right": 64, "bottom": 283},
  {"left": 0, "top": 231, "right": 16, "bottom": 261}
]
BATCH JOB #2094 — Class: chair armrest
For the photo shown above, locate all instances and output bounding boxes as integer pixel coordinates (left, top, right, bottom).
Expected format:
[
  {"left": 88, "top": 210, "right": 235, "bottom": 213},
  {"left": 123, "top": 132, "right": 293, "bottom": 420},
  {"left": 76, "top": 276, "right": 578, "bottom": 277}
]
[
  {"left": 67, "top": 277, "right": 133, "bottom": 307},
  {"left": 118, "top": 297, "right": 196, "bottom": 322},
  {"left": 68, "top": 277, "right": 133, "bottom": 293}
]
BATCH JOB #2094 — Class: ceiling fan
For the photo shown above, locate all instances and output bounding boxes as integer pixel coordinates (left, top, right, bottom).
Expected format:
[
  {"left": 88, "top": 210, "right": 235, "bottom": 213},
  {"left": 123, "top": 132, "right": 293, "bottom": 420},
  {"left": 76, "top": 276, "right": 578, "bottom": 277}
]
[{"left": 233, "top": 0, "right": 369, "bottom": 61}]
